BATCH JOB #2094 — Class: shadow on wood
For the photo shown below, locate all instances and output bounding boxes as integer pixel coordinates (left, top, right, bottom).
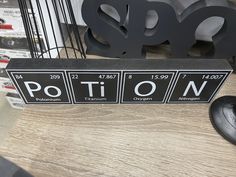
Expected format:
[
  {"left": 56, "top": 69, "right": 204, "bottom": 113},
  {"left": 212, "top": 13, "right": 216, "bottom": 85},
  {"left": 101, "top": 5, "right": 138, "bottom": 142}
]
[{"left": 0, "top": 156, "right": 34, "bottom": 177}]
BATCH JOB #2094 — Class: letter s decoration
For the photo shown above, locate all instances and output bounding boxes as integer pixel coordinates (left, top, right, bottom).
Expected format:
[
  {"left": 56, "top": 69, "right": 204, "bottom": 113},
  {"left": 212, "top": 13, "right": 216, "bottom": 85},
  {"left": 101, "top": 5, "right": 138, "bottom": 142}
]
[
  {"left": 82, "top": 0, "right": 236, "bottom": 60},
  {"left": 82, "top": 0, "right": 129, "bottom": 57}
]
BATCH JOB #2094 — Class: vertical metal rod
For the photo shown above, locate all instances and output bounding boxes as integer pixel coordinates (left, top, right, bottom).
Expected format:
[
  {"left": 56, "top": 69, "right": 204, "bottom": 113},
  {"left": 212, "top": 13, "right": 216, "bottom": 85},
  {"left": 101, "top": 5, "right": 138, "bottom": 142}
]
[
  {"left": 21, "top": 0, "right": 38, "bottom": 57},
  {"left": 28, "top": 0, "right": 45, "bottom": 58},
  {"left": 58, "top": 0, "right": 77, "bottom": 58},
  {"left": 18, "top": 0, "right": 34, "bottom": 58},
  {"left": 65, "top": 0, "right": 86, "bottom": 59},
  {"left": 44, "top": 0, "right": 61, "bottom": 58},
  {"left": 52, "top": 0, "right": 69, "bottom": 58},
  {"left": 18, "top": 0, "right": 86, "bottom": 59},
  {"left": 23, "top": 1, "right": 38, "bottom": 56},
  {"left": 35, "top": 0, "right": 52, "bottom": 58},
  {"left": 20, "top": 0, "right": 38, "bottom": 57},
  {"left": 61, "top": 0, "right": 78, "bottom": 59}
]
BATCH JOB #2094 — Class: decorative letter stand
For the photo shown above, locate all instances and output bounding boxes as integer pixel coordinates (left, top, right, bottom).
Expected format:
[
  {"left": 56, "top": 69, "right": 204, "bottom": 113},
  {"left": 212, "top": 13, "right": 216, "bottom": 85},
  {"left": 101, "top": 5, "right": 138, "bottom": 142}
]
[{"left": 7, "top": 59, "right": 232, "bottom": 104}]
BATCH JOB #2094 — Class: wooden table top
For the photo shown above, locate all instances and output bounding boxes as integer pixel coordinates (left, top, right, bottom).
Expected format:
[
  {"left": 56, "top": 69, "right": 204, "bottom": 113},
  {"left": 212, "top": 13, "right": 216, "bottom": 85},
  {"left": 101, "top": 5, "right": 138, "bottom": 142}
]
[{"left": 0, "top": 74, "right": 235, "bottom": 177}]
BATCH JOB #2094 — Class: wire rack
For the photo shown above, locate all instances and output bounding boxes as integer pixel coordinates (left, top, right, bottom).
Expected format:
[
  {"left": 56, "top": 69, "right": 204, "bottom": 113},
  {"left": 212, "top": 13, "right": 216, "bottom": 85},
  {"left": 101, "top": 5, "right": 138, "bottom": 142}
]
[
  {"left": 18, "top": 0, "right": 86, "bottom": 59},
  {"left": 17, "top": 0, "right": 236, "bottom": 72}
]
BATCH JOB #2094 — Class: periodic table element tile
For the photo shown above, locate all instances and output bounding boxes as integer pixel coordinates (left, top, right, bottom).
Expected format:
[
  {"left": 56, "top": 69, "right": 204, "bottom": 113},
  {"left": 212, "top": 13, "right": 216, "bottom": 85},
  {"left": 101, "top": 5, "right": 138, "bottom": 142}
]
[
  {"left": 68, "top": 72, "right": 120, "bottom": 104},
  {"left": 168, "top": 71, "right": 231, "bottom": 103},
  {"left": 10, "top": 72, "right": 71, "bottom": 104},
  {"left": 121, "top": 72, "right": 176, "bottom": 103}
]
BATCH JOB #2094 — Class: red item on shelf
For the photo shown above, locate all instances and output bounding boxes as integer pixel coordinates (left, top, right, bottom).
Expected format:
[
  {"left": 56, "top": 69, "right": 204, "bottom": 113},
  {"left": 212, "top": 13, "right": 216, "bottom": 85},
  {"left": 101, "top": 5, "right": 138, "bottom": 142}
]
[
  {"left": 0, "top": 24, "right": 13, "bottom": 30},
  {"left": 0, "top": 59, "right": 9, "bottom": 64},
  {"left": 4, "top": 85, "right": 15, "bottom": 90}
]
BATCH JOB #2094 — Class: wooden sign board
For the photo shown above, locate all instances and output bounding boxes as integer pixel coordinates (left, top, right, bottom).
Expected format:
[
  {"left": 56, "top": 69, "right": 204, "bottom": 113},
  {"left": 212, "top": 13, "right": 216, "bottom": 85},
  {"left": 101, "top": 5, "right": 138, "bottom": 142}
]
[{"left": 6, "top": 59, "right": 232, "bottom": 104}]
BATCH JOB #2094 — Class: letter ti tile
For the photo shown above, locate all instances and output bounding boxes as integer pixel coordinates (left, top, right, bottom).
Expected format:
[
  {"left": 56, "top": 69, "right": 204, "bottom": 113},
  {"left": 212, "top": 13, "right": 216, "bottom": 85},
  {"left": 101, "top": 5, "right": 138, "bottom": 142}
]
[{"left": 68, "top": 72, "right": 120, "bottom": 104}]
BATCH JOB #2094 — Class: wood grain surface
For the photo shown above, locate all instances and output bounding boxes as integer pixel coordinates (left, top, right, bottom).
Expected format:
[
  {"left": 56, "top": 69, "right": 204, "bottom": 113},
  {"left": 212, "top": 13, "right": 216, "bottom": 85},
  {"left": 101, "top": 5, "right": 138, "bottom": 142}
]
[
  {"left": 0, "top": 93, "right": 22, "bottom": 145},
  {"left": 0, "top": 74, "right": 235, "bottom": 177}
]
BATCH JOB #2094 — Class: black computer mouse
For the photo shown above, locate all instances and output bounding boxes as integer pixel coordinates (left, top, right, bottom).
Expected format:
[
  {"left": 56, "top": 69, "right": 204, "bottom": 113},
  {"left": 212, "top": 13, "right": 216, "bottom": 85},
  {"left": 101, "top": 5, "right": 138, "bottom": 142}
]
[{"left": 210, "top": 96, "right": 236, "bottom": 145}]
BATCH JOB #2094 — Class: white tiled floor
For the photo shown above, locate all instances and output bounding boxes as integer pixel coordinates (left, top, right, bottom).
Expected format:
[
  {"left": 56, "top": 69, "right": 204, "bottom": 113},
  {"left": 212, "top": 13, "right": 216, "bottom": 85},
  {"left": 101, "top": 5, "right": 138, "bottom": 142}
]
[{"left": 0, "top": 93, "right": 22, "bottom": 145}]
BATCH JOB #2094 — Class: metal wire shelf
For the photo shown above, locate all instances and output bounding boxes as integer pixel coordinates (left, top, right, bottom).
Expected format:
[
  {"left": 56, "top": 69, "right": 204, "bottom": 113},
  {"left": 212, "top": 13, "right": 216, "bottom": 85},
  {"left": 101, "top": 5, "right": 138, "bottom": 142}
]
[{"left": 18, "top": 0, "right": 86, "bottom": 59}]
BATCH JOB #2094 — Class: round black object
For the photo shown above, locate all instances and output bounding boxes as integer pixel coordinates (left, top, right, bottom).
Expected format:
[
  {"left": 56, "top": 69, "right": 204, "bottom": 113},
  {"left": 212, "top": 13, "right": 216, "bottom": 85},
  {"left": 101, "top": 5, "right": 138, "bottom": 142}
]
[{"left": 210, "top": 96, "right": 236, "bottom": 145}]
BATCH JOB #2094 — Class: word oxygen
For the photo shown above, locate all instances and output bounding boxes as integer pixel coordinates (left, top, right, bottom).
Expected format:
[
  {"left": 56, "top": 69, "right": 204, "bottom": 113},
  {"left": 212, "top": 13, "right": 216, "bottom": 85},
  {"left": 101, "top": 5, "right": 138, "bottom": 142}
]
[{"left": 6, "top": 59, "right": 232, "bottom": 105}]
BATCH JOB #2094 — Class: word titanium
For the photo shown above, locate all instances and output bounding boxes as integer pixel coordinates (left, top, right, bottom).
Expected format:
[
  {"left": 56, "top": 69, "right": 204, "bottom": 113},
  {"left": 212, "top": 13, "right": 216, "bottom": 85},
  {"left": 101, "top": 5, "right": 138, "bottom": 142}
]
[{"left": 8, "top": 71, "right": 231, "bottom": 104}]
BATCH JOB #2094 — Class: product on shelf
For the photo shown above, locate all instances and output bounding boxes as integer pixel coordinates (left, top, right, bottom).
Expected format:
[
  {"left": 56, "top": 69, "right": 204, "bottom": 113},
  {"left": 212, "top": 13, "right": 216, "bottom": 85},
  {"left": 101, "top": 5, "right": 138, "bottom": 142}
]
[
  {"left": 0, "top": 8, "right": 27, "bottom": 37},
  {"left": 0, "top": 54, "right": 10, "bottom": 68},
  {"left": 0, "top": 68, "right": 17, "bottom": 93},
  {"left": 0, "top": 49, "right": 31, "bottom": 68},
  {"left": 6, "top": 92, "right": 24, "bottom": 109},
  {"left": 0, "top": 17, "right": 13, "bottom": 30},
  {"left": 0, "top": 0, "right": 19, "bottom": 8},
  {"left": 0, "top": 36, "right": 29, "bottom": 50}
]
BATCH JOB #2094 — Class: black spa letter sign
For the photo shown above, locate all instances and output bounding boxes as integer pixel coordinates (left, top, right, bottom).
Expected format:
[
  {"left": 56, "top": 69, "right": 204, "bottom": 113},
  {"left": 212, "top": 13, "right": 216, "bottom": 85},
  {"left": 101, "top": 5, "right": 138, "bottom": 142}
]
[{"left": 82, "top": 0, "right": 236, "bottom": 58}]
